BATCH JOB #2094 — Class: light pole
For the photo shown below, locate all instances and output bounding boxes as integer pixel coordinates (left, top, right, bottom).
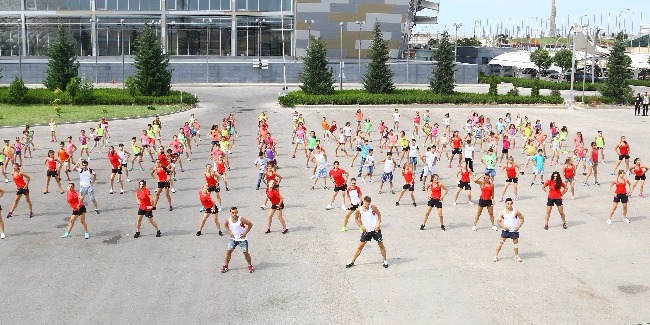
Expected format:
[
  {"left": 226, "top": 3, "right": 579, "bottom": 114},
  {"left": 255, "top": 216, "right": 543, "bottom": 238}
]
[
  {"left": 90, "top": 18, "right": 98, "bottom": 83},
  {"left": 255, "top": 18, "right": 265, "bottom": 56},
  {"left": 203, "top": 18, "right": 212, "bottom": 83},
  {"left": 355, "top": 20, "right": 364, "bottom": 78},
  {"left": 120, "top": 19, "right": 125, "bottom": 89},
  {"left": 305, "top": 20, "right": 314, "bottom": 48},
  {"left": 453, "top": 22, "right": 462, "bottom": 62},
  {"left": 617, "top": 9, "right": 631, "bottom": 34},
  {"left": 17, "top": 19, "right": 22, "bottom": 80},
  {"left": 339, "top": 22, "right": 344, "bottom": 90}
]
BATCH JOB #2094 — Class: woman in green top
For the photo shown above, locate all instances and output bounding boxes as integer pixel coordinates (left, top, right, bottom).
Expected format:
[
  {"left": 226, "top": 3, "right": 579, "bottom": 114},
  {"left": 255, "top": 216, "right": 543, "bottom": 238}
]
[
  {"left": 95, "top": 124, "right": 105, "bottom": 147},
  {"left": 595, "top": 131, "right": 605, "bottom": 163},
  {"left": 306, "top": 131, "right": 318, "bottom": 168},
  {"left": 559, "top": 126, "right": 568, "bottom": 154}
]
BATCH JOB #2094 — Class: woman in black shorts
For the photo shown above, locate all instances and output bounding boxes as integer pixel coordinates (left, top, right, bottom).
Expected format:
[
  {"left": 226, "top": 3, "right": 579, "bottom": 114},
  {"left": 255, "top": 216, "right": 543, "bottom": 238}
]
[
  {"left": 265, "top": 180, "right": 288, "bottom": 234},
  {"left": 44, "top": 149, "right": 64, "bottom": 194},
  {"left": 135, "top": 180, "right": 161, "bottom": 238},
  {"left": 6, "top": 164, "right": 33, "bottom": 218},
  {"left": 472, "top": 173, "right": 497, "bottom": 231},
  {"left": 607, "top": 170, "right": 632, "bottom": 225},
  {"left": 629, "top": 158, "right": 648, "bottom": 197},
  {"left": 542, "top": 171, "right": 568, "bottom": 230},
  {"left": 420, "top": 174, "right": 448, "bottom": 231}
]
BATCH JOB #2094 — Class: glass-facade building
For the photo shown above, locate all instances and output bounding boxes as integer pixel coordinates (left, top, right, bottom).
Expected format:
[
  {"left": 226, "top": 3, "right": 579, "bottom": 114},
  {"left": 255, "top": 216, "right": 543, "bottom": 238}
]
[{"left": 0, "top": 0, "right": 293, "bottom": 58}]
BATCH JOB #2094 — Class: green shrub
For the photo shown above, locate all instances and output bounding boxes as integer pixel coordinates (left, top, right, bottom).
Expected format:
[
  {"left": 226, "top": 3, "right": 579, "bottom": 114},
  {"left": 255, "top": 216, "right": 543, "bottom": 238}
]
[
  {"left": 66, "top": 77, "right": 81, "bottom": 100},
  {"left": 488, "top": 75, "right": 498, "bottom": 96},
  {"left": 550, "top": 89, "right": 561, "bottom": 97},
  {"left": 531, "top": 78, "right": 540, "bottom": 97},
  {"left": 479, "top": 75, "right": 600, "bottom": 91},
  {"left": 574, "top": 95, "right": 633, "bottom": 105},
  {"left": 0, "top": 87, "right": 196, "bottom": 106},
  {"left": 279, "top": 89, "right": 564, "bottom": 107},
  {"left": 75, "top": 77, "right": 94, "bottom": 104},
  {"left": 627, "top": 79, "right": 650, "bottom": 87},
  {"left": 506, "top": 86, "right": 519, "bottom": 96},
  {"left": 125, "top": 77, "right": 138, "bottom": 96},
  {"left": 8, "top": 77, "right": 28, "bottom": 104}
]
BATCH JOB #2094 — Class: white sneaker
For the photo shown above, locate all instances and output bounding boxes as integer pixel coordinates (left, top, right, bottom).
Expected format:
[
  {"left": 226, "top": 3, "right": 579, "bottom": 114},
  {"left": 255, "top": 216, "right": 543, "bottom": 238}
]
[
  {"left": 341, "top": 204, "right": 346, "bottom": 210},
  {"left": 0, "top": 233, "right": 5, "bottom": 239},
  {"left": 127, "top": 178, "right": 131, "bottom": 182},
  {"left": 260, "top": 205, "right": 265, "bottom": 210},
  {"left": 218, "top": 207, "right": 223, "bottom": 212},
  {"left": 171, "top": 188, "right": 176, "bottom": 193},
  {"left": 623, "top": 218, "right": 630, "bottom": 223},
  {"left": 369, "top": 179, "right": 374, "bottom": 183},
  {"left": 4, "top": 179, "right": 7, "bottom": 183},
  {"left": 452, "top": 202, "right": 457, "bottom": 206},
  {"left": 326, "top": 204, "right": 332, "bottom": 210},
  {"left": 362, "top": 179, "right": 366, "bottom": 183},
  {"left": 469, "top": 201, "right": 475, "bottom": 206},
  {"left": 606, "top": 219, "right": 612, "bottom": 225},
  {"left": 472, "top": 225, "right": 477, "bottom": 231},
  {"left": 626, "top": 170, "right": 630, "bottom": 176},
  {"left": 120, "top": 189, "right": 124, "bottom": 194},
  {"left": 610, "top": 171, "right": 614, "bottom": 175},
  {"left": 491, "top": 225, "right": 498, "bottom": 231}
]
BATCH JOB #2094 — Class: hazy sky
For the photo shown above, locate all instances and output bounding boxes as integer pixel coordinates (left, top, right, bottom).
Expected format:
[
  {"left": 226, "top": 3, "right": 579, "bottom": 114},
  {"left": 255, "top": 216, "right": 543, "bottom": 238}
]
[{"left": 414, "top": 0, "right": 650, "bottom": 37}]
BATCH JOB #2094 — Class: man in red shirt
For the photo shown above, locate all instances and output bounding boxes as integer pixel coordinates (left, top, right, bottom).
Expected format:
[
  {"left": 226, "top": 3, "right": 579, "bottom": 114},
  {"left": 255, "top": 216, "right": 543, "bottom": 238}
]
[
  {"left": 196, "top": 184, "right": 223, "bottom": 237},
  {"left": 135, "top": 180, "right": 161, "bottom": 238},
  {"left": 62, "top": 182, "right": 89, "bottom": 239},
  {"left": 326, "top": 161, "right": 349, "bottom": 210}
]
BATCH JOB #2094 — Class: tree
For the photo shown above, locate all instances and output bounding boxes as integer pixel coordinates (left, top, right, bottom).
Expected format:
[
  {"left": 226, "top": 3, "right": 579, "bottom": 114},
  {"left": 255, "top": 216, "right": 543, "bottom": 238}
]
[
  {"left": 363, "top": 21, "right": 395, "bottom": 94},
  {"left": 299, "top": 35, "right": 334, "bottom": 95},
  {"left": 429, "top": 30, "right": 455, "bottom": 94},
  {"left": 601, "top": 32, "right": 632, "bottom": 103},
  {"left": 457, "top": 37, "right": 481, "bottom": 46},
  {"left": 553, "top": 48, "right": 573, "bottom": 73},
  {"left": 530, "top": 48, "right": 552, "bottom": 72},
  {"left": 44, "top": 25, "right": 79, "bottom": 91},
  {"left": 132, "top": 24, "right": 172, "bottom": 96}
]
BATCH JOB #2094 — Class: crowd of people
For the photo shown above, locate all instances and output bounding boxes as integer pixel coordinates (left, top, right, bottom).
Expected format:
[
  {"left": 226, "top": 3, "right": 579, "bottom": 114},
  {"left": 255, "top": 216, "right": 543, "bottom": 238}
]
[{"left": 0, "top": 107, "right": 643, "bottom": 271}]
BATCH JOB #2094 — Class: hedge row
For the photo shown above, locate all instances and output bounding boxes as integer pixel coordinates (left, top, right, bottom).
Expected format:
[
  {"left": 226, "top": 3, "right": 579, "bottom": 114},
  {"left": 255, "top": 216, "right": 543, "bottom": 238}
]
[
  {"left": 279, "top": 90, "right": 565, "bottom": 107},
  {"left": 574, "top": 95, "right": 635, "bottom": 105},
  {"left": 0, "top": 87, "right": 197, "bottom": 105},
  {"left": 478, "top": 75, "right": 600, "bottom": 91}
]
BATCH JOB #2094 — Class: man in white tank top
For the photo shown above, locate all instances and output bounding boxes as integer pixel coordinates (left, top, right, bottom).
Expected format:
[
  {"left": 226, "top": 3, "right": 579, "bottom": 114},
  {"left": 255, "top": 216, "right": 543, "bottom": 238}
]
[
  {"left": 222, "top": 207, "right": 254, "bottom": 273},
  {"left": 345, "top": 196, "right": 388, "bottom": 269},
  {"left": 494, "top": 198, "right": 525, "bottom": 262}
]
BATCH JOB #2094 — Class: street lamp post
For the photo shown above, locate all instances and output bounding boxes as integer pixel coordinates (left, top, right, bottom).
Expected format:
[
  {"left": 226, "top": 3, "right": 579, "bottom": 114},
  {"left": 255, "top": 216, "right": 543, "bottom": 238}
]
[
  {"left": 90, "top": 18, "right": 98, "bottom": 83},
  {"left": 339, "top": 22, "right": 344, "bottom": 90},
  {"left": 305, "top": 20, "right": 314, "bottom": 48},
  {"left": 203, "top": 19, "right": 212, "bottom": 83},
  {"left": 255, "top": 19, "right": 265, "bottom": 56},
  {"left": 453, "top": 22, "right": 462, "bottom": 61},
  {"left": 120, "top": 19, "right": 125, "bottom": 89},
  {"left": 16, "top": 19, "right": 23, "bottom": 80},
  {"left": 355, "top": 20, "right": 365, "bottom": 78}
]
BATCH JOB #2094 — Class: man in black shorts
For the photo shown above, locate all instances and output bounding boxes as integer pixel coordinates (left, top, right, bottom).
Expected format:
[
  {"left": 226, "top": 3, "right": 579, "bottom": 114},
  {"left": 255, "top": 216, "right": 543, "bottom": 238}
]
[
  {"left": 494, "top": 198, "right": 525, "bottom": 262},
  {"left": 345, "top": 196, "right": 388, "bottom": 269}
]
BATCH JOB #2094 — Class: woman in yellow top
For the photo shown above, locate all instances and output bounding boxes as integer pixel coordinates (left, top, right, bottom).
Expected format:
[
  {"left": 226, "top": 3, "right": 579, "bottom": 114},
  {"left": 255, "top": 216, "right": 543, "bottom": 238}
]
[
  {"left": 2, "top": 140, "right": 14, "bottom": 176},
  {"left": 397, "top": 131, "right": 409, "bottom": 167},
  {"left": 521, "top": 139, "right": 538, "bottom": 174}
]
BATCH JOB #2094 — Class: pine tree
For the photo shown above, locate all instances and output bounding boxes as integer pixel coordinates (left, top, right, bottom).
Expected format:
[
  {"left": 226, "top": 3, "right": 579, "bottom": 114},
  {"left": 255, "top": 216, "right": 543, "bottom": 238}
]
[
  {"left": 601, "top": 32, "right": 632, "bottom": 103},
  {"left": 132, "top": 24, "right": 172, "bottom": 96},
  {"left": 430, "top": 31, "right": 456, "bottom": 94},
  {"left": 300, "top": 35, "right": 334, "bottom": 95},
  {"left": 362, "top": 21, "right": 395, "bottom": 94},
  {"left": 44, "top": 25, "right": 79, "bottom": 91}
]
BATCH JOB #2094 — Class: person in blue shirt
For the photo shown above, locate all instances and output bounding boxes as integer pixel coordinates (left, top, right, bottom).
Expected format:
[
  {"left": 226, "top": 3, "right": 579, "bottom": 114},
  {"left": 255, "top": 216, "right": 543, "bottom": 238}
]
[
  {"left": 530, "top": 149, "right": 546, "bottom": 186},
  {"left": 358, "top": 139, "right": 371, "bottom": 177}
]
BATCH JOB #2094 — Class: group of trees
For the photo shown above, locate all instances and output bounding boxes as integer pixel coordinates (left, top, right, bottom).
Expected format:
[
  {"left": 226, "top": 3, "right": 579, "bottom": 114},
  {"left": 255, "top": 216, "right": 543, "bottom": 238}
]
[
  {"left": 9, "top": 24, "right": 172, "bottom": 104},
  {"left": 301, "top": 22, "right": 456, "bottom": 95}
]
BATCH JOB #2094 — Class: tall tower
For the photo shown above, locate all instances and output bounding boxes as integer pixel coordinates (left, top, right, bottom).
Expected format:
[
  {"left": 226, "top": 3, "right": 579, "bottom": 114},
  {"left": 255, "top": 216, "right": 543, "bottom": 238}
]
[{"left": 549, "top": 0, "right": 557, "bottom": 36}]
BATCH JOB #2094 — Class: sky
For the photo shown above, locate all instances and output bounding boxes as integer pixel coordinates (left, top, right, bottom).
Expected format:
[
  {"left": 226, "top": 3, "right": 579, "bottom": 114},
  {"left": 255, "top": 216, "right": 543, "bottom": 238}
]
[{"left": 413, "top": 0, "right": 650, "bottom": 38}]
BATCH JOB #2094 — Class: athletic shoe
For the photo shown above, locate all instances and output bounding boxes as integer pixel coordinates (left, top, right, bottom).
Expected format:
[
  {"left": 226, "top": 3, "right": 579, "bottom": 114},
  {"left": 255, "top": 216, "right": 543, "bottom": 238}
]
[
  {"left": 493, "top": 256, "right": 499, "bottom": 262},
  {"left": 173, "top": 177, "right": 177, "bottom": 181},
  {"left": 311, "top": 186, "right": 315, "bottom": 190},
  {"left": 440, "top": 225, "right": 446, "bottom": 231},
  {"left": 606, "top": 219, "right": 612, "bottom": 225},
  {"left": 126, "top": 179, "right": 131, "bottom": 183},
  {"left": 0, "top": 233, "right": 4, "bottom": 239},
  {"left": 530, "top": 182, "right": 534, "bottom": 186},
  {"left": 623, "top": 218, "right": 630, "bottom": 223},
  {"left": 120, "top": 189, "right": 124, "bottom": 194},
  {"left": 583, "top": 182, "right": 588, "bottom": 186},
  {"left": 544, "top": 225, "right": 548, "bottom": 230},
  {"left": 452, "top": 202, "right": 457, "bottom": 206},
  {"left": 110, "top": 190, "right": 114, "bottom": 194},
  {"left": 472, "top": 225, "right": 477, "bottom": 231},
  {"left": 594, "top": 182, "right": 600, "bottom": 186},
  {"left": 29, "top": 212, "right": 34, "bottom": 218},
  {"left": 420, "top": 224, "right": 425, "bottom": 231},
  {"left": 6, "top": 212, "right": 12, "bottom": 218},
  {"left": 491, "top": 225, "right": 498, "bottom": 231},
  {"left": 129, "top": 167, "right": 134, "bottom": 171},
  {"left": 260, "top": 205, "right": 265, "bottom": 210},
  {"left": 264, "top": 229, "right": 270, "bottom": 234},
  {"left": 341, "top": 226, "right": 347, "bottom": 232},
  {"left": 383, "top": 261, "right": 389, "bottom": 268},
  {"left": 562, "top": 223, "right": 568, "bottom": 229},
  {"left": 369, "top": 180, "right": 374, "bottom": 183},
  {"left": 514, "top": 197, "right": 518, "bottom": 201},
  {"left": 248, "top": 265, "right": 255, "bottom": 273},
  {"left": 156, "top": 230, "right": 162, "bottom": 237},
  {"left": 221, "top": 265, "right": 229, "bottom": 273},
  {"left": 341, "top": 204, "right": 346, "bottom": 210},
  {"left": 95, "top": 209, "right": 100, "bottom": 214},
  {"left": 326, "top": 204, "right": 332, "bottom": 210},
  {"left": 362, "top": 179, "right": 366, "bottom": 183},
  {"left": 514, "top": 256, "right": 522, "bottom": 262},
  {"left": 282, "top": 228, "right": 288, "bottom": 234},
  {"left": 499, "top": 197, "right": 504, "bottom": 202},
  {"left": 391, "top": 191, "right": 395, "bottom": 194},
  {"left": 469, "top": 201, "right": 475, "bottom": 205},
  {"left": 395, "top": 202, "right": 399, "bottom": 206},
  {"left": 134, "top": 232, "right": 140, "bottom": 238},
  {"left": 378, "top": 190, "right": 382, "bottom": 194},
  {"left": 610, "top": 171, "right": 615, "bottom": 175},
  {"left": 196, "top": 231, "right": 202, "bottom": 236},
  {"left": 345, "top": 262, "right": 355, "bottom": 268},
  {"left": 181, "top": 169, "right": 185, "bottom": 172},
  {"left": 4, "top": 179, "right": 8, "bottom": 183},
  {"left": 62, "top": 232, "right": 70, "bottom": 238},
  {"left": 218, "top": 231, "right": 223, "bottom": 236},
  {"left": 571, "top": 196, "right": 575, "bottom": 200},
  {"left": 84, "top": 233, "right": 89, "bottom": 239},
  {"left": 412, "top": 202, "right": 417, "bottom": 207},
  {"left": 169, "top": 206, "right": 173, "bottom": 211},
  {"left": 218, "top": 207, "right": 223, "bottom": 212},
  {"left": 171, "top": 188, "right": 176, "bottom": 193},
  {"left": 140, "top": 167, "right": 145, "bottom": 171},
  {"left": 199, "top": 207, "right": 204, "bottom": 212}
]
